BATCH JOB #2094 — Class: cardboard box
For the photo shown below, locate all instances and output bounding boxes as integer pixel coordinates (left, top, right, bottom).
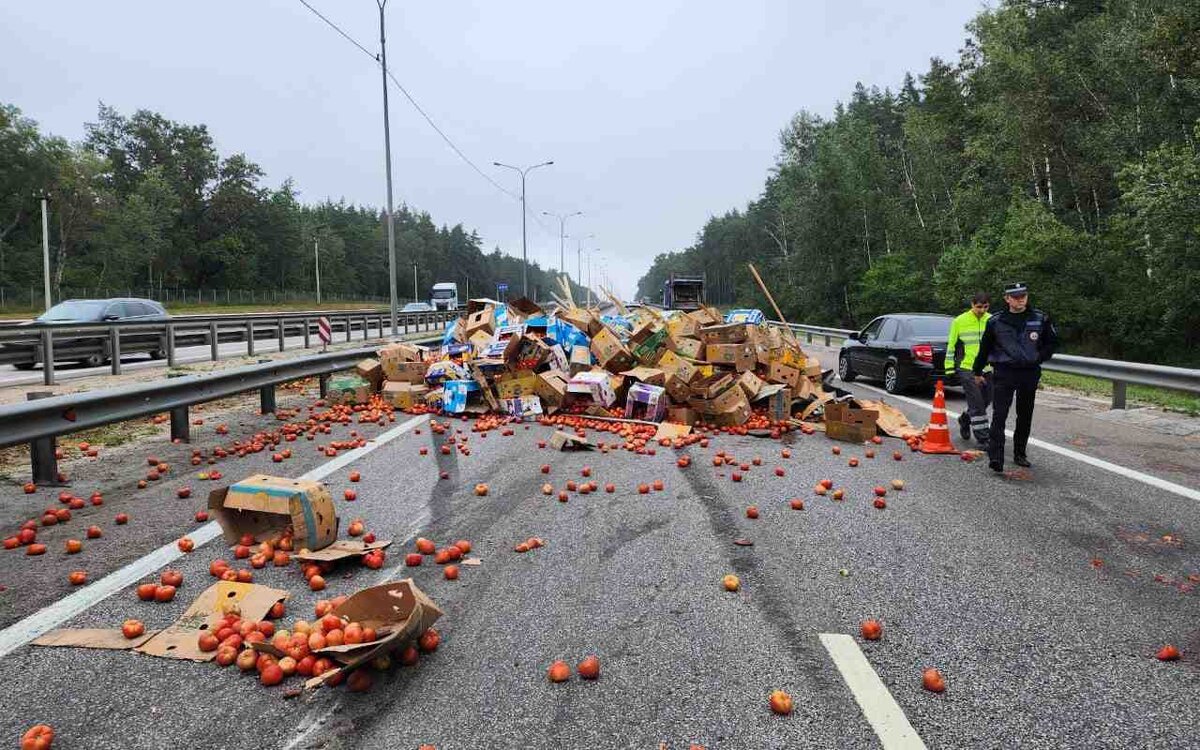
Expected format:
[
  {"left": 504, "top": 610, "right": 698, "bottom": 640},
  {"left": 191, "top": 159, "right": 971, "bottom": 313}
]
[
  {"left": 725, "top": 308, "right": 765, "bottom": 324},
  {"left": 691, "top": 372, "right": 736, "bottom": 400},
  {"left": 699, "top": 323, "right": 748, "bottom": 345},
  {"left": 209, "top": 474, "right": 338, "bottom": 551},
  {"left": 624, "top": 382, "right": 668, "bottom": 422},
  {"left": 469, "top": 364, "right": 501, "bottom": 411},
  {"left": 424, "top": 360, "right": 469, "bottom": 385},
  {"left": 766, "top": 361, "right": 801, "bottom": 387},
  {"left": 378, "top": 342, "right": 424, "bottom": 364},
  {"left": 506, "top": 297, "right": 543, "bottom": 320},
  {"left": 512, "top": 336, "right": 553, "bottom": 370},
  {"left": 705, "top": 343, "right": 757, "bottom": 371},
  {"left": 463, "top": 306, "right": 496, "bottom": 338},
  {"left": 444, "top": 379, "right": 482, "bottom": 414},
  {"left": 690, "top": 381, "right": 750, "bottom": 416},
  {"left": 756, "top": 384, "right": 792, "bottom": 422},
  {"left": 620, "top": 366, "right": 666, "bottom": 387},
  {"left": 631, "top": 328, "right": 669, "bottom": 365},
  {"left": 501, "top": 395, "right": 544, "bottom": 419},
  {"left": 327, "top": 375, "right": 372, "bottom": 405},
  {"left": 667, "top": 315, "right": 700, "bottom": 341},
  {"left": 569, "top": 345, "right": 593, "bottom": 375},
  {"left": 672, "top": 337, "right": 704, "bottom": 360},
  {"left": 545, "top": 342, "right": 569, "bottom": 372},
  {"left": 382, "top": 381, "right": 429, "bottom": 410},
  {"left": 708, "top": 401, "right": 752, "bottom": 427},
  {"left": 301, "top": 580, "right": 443, "bottom": 688},
  {"left": 468, "top": 330, "right": 493, "bottom": 351},
  {"left": 590, "top": 327, "right": 635, "bottom": 372},
  {"left": 825, "top": 401, "right": 880, "bottom": 443},
  {"left": 294, "top": 539, "right": 392, "bottom": 564},
  {"left": 33, "top": 581, "right": 290, "bottom": 660},
  {"left": 535, "top": 370, "right": 570, "bottom": 410},
  {"left": 355, "top": 358, "right": 384, "bottom": 391},
  {"left": 481, "top": 324, "right": 525, "bottom": 360},
  {"left": 657, "top": 350, "right": 699, "bottom": 384},
  {"left": 805, "top": 359, "right": 823, "bottom": 378},
  {"left": 666, "top": 407, "right": 699, "bottom": 425},
  {"left": 550, "top": 430, "right": 592, "bottom": 450},
  {"left": 688, "top": 307, "right": 723, "bottom": 326},
  {"left": 559, "top": 308, "right": 601, "bottom": 337},
  {"left": 567, "top": 371, "right": 617, "bottom": 407},
  {"left": 664, "top": 374, "right": 693, "bottom": 403},
  {"left": 494, "top": 369, "right": 540, "bottom": 399},
  {"left": 738, "top": 370, "right": 766, "bottom": 400},
  {"left": 385, "top": 359, "right": 429, "bottom": 384}
]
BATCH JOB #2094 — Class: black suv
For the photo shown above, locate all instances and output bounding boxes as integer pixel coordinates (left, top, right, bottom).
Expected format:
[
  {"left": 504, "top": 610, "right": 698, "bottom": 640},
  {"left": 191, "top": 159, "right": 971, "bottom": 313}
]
[{"left": 838, "top": 313, "right": 954, "bottom": 394}]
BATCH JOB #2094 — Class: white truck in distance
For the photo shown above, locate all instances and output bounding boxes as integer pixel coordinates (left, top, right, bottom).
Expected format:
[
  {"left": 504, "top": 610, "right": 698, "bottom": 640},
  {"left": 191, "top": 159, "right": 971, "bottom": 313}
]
[{"left": 430, "top": 282, "right": 459, "bottom": 311}]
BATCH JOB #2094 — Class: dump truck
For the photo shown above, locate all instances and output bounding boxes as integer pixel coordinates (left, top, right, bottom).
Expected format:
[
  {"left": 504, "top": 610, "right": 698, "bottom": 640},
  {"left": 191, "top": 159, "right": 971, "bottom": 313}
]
[{"left": 662, "top": 273, "right": 705, "bottom": 311}]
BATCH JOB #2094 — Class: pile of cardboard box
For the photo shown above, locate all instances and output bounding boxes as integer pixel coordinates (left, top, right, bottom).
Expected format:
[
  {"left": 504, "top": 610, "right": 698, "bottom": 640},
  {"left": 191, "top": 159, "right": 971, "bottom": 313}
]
[{"left": 343, "top": 298, "right": 831, "bottom": 428}]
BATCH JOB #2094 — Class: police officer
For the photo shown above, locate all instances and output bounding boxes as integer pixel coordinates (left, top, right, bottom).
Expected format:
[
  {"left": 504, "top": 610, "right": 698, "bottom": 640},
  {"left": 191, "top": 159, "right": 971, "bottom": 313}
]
[
  {"left": 972, "top": 282, "right": 1058, "bottom": 472},
  {"left": 945, "top": 292, "right": 992, "bottom": 445}
]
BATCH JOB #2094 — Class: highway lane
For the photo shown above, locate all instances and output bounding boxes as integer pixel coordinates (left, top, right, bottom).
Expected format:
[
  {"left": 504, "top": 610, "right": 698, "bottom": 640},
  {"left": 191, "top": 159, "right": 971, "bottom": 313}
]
[{"left": 1, "top": 402, "right": 1197, "bottom": 748}]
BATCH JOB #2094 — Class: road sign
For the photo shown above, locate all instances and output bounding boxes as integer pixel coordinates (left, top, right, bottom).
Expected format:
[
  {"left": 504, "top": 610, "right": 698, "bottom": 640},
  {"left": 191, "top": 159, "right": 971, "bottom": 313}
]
[
  {"left": 497, "top": 283, "right": 508, "bottom": 292},
  {"left": 317, "top": 316, "right": 331, "bottom": 349}
]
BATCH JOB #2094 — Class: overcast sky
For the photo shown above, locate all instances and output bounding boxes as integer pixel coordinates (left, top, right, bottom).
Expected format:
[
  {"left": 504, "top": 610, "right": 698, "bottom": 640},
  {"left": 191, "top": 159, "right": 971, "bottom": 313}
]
[{"left": 1, "top": 0, "right": 981, "bottom": 300}]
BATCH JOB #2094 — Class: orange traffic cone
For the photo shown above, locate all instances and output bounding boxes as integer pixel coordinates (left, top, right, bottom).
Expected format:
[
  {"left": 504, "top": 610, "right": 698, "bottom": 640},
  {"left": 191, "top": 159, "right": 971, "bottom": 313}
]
[{"left": 921, "top": 380, "right": 958, "bottom": 454}]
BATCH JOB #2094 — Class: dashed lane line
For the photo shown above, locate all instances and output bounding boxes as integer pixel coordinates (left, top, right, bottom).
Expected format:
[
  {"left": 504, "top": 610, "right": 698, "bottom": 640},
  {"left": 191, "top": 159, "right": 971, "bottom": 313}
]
[{"left": 820, "top": 633, "right": 928, "bottom": 749}]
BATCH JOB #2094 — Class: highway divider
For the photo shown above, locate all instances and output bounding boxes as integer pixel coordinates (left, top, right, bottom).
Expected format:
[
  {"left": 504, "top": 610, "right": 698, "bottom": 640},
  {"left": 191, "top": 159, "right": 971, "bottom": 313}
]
[{"left": 0, "top": 336, "right": 443, "bottom": 485}]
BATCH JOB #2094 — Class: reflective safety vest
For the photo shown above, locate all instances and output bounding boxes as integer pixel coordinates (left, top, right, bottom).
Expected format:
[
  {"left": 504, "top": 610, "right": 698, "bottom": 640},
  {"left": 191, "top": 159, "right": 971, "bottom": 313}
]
[{"left": 945, "top": 309, "right": 990, "bottom": 374}]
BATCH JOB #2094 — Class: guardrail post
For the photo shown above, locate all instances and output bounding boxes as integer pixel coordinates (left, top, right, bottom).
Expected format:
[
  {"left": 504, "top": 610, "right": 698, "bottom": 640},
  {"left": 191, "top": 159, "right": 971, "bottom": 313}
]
[
  {"left": 303, "top": 317, "right": 311, "bottom": 348},
  {"left": 246, "top": 321, "right": 255, "bottom": 357},
  {"left": 277, "top": 317, "right": 285, "bottom": 352},
  {"left": 344, "top": 315, "right": 352, "bottom": 343},
  {"left": 109, "top": 326, "right": 122, "bottom": 375},
  {"left": 166, "top": 324, "right": 176, "bottom": 368},
  {"left": 27, "top": 391, "right": 58, "bottom": 485},
  {"left": 361, "top": 315, "right": 368, "bottom": 340},
  {"left": 1112, "top": 380, "right": 1128, "bottom": 410},
  {"left": 170, "top": 405, "right": 190, "bottom": 442},
  {"left": 41, "top": 329, "right": 56, "bottom": 386},
  {"left": 209, "top": 321, "right": 219, "bottom": 361},
  {"left": 319, "top": 374, "right": 330, "bottom": 399}
]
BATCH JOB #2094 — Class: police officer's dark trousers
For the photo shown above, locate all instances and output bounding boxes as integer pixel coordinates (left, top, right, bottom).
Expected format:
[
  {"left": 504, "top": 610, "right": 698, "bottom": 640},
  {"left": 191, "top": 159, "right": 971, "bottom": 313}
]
[{"left": 988, "top": 366, "right": 1039, "bottom": 463}]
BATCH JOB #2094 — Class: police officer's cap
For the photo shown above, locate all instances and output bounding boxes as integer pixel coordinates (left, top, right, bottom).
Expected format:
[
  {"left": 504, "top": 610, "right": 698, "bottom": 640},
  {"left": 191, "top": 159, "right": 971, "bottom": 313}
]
[{"left": 1003, "top": 282, "right": 1028, "bottom": 296}]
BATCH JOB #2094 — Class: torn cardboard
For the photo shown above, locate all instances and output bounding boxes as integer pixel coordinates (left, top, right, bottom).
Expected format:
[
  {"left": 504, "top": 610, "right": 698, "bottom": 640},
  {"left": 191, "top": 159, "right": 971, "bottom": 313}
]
[{"left": 209, "top": 474, "right": 338, "bottom": 551}]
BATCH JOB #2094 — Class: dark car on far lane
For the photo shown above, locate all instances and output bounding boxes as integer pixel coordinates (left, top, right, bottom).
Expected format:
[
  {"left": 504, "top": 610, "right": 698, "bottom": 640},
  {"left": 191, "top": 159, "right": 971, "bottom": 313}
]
[
  {"left": 2, "top": 298, "right": 169, "bottom": 369},
  {"left": 837, "top": 313, "right": 954, "bottom": 394}
]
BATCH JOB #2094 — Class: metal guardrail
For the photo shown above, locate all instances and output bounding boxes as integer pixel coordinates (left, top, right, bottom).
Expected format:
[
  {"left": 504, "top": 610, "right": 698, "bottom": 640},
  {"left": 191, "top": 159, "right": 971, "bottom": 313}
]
[
  {"left": 1, "top": 334, "right": 444, "bottom": 485},
  {"left": 0, "top": 308, "right": 461, "bottom": 386},
  {"left": 770, "top": 320, "right": 1200, "bottom": 409}
]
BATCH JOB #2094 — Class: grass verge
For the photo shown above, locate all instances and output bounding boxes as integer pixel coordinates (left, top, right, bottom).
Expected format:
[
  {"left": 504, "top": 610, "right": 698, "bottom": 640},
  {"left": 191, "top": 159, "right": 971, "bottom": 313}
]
[{"left": 1041, "top": 371, "right": 1200, "bottom": 416}]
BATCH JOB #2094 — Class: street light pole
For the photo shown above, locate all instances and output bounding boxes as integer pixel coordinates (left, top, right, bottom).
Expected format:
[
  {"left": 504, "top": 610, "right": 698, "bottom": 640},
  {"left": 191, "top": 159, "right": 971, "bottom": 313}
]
[
  {"left": 542, "top": 210, "right": 582, "bottom": 277},
  {"left": 378, "top": 0, "right": 399, "bottom": 334},
  {"left": 412, "top": 262, "right": 418, "bottom": 304},
  {"left": 40, "top": 194, "right": 51, "bottom": 312},
  {"left": 313, "top": 236, "right": 322, "bottom": 305},
  {"left": 494, "top": 160, "right": 553, "bottom": 297}
]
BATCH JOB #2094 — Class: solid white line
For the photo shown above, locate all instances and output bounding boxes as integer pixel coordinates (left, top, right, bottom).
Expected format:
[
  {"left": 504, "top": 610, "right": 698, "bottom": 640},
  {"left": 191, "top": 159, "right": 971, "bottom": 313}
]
[
  {"left": 819, "top": 633, "right": 927, "bottom": 750},
  {"left": 0, "top": 413, "right": 430, "bottom": 660},
  {"left": 846, "top": 379, "right": 1200, "bottom": 502}
]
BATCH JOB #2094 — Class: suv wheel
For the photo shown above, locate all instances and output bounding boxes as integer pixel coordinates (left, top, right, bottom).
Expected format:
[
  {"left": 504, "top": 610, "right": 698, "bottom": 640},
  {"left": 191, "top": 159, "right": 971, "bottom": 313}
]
[{"left": 838, "top": 354, "right": 857, "bottom": 382}]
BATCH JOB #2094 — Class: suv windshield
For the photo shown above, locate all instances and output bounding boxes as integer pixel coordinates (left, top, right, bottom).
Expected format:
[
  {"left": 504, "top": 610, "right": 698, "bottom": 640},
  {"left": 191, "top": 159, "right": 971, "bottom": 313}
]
[
  {"left": 905, "top": 316, "right": 953, "bottom": 337},
  {"left": 37, "top": 301, "right": 108, "bottom": 322}
]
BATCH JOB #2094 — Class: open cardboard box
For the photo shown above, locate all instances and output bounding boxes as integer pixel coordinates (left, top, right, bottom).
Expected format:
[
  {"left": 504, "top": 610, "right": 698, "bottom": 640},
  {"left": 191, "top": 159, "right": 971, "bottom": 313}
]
[
  {"left": 291, "top": 580, "right": 442, "bottom": 688},
  {"left": 34, "top": 581, "right": 290, "bottom": 661},
  {"left": 209, "top": 474, "right": 339, "bottom": 552}
]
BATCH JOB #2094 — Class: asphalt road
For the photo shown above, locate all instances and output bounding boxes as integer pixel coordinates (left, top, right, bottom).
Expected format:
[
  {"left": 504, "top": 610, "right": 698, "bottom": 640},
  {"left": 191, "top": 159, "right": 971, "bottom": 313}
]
[{"left": 1, "top": 390, "right": 1197, "bottom": 748}]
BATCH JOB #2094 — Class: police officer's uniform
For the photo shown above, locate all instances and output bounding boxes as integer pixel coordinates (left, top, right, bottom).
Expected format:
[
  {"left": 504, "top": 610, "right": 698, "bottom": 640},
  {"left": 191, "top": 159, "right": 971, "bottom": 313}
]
[{"left": 972, "top": 283, "right": 1058, "bottom": 471}]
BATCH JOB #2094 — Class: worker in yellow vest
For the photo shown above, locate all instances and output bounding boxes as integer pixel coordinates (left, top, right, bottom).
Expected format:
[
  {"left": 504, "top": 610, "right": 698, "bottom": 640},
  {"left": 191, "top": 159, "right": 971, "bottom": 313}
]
[{"left": 945, "top": 293, "right": 992, "bottom": 444}]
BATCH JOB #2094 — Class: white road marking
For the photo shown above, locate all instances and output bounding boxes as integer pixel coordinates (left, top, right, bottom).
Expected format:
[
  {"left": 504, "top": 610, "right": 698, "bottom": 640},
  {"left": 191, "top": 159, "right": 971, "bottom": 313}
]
[
  {"left": 0, "top": 413, "right": 430, "bottom": 660},
  {"left": 819, "top": 633, "right": 927, "bottom": 750},
  {"left": 845, "top": 379, "right": 1200, "bottom": 502}
]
